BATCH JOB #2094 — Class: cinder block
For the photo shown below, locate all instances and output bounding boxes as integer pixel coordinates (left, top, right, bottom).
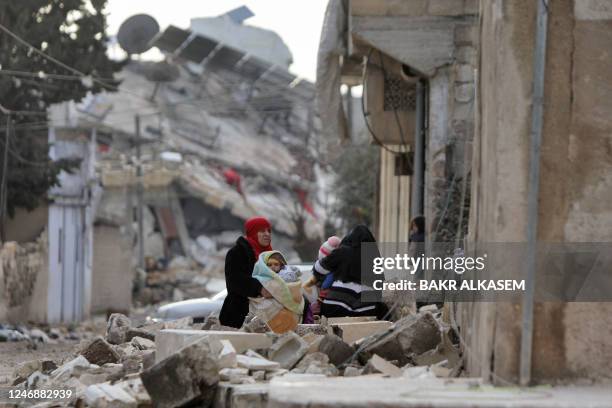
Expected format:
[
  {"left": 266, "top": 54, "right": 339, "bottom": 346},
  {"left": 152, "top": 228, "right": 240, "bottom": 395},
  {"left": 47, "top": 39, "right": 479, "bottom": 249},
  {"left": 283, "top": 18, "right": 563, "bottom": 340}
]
[
  {"left": 155, "top": 329, "right": 272, "bottom": 362},
  {"left": 331, "top": 321, "right": 393, "bottom": 344}
]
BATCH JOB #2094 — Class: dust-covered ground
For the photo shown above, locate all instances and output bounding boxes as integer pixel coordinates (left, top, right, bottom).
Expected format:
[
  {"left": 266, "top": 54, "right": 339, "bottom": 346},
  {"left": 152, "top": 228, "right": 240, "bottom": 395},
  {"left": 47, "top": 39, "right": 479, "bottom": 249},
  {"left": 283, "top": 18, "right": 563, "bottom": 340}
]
[{"left": 0, "top": 318, "right": 107, "bottom": 385}]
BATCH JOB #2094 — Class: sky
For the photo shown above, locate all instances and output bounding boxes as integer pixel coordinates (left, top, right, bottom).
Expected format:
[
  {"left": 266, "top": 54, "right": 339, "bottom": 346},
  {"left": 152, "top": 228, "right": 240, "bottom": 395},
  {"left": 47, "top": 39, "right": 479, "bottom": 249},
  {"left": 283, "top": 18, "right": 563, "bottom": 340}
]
[{"left": 105, "top": 0, "right": 328, "bottom": 82}]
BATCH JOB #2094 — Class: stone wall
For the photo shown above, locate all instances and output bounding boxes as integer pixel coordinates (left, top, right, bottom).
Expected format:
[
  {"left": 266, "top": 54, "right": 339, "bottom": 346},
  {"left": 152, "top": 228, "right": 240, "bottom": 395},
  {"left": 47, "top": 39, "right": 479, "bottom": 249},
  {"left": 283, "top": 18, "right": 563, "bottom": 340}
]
[{"left": 0, "top": 233, "right": 47, "bottom": 323}]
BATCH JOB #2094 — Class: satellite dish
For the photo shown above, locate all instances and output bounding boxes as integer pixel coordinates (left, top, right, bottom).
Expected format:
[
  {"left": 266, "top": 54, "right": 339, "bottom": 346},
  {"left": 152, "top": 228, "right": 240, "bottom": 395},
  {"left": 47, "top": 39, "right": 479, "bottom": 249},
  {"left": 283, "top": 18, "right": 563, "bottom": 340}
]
[{"left": 117, "top": 14, "right": 160, "bottom": 55}]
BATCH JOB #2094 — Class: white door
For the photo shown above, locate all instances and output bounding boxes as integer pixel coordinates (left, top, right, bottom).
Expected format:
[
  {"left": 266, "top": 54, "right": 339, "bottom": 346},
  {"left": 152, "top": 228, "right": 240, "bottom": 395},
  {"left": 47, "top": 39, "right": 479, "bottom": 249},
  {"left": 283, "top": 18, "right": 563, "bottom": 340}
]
[{"left": 48, "top": 204, "right": 86, "bottom": 323}]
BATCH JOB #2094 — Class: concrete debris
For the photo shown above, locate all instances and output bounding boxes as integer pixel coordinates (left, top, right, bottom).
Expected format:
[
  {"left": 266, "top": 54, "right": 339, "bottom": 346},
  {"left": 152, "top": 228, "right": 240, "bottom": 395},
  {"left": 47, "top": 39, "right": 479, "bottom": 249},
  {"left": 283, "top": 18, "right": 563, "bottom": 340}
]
[
  {"left": 0, "top": 328, "right": 30, "bottom": 342},
  {"left": 50, "top": 356, "right": 92, "bottom": 382},
  {"left": 155, "top": 329, "right": 273, "bottom": 361},
  {"left": 125, "top": 327, "right": 156, "bottom": 342},
  {"left": 362, "top": 354, "right": 402, "bottom": 377},
  {"left": 131, "top": 336, "right": 155, "bottom": 350},
  {"left": 251, "top": 370, "right": 266, "bottom": 381},
  {"left": 265, "top": 369, "right": 289, "bottom": 381},
  {"left": 220, "top": 367, "right": 249, "bottom": 381},
  {"left": 237, "top": 354, "right": 281, "bottom": 371},
  {"left": 218, "top": 339, "right": 238, "bottom": 369},
  {"left": 331, "top": 321, "right": 392, "bottom": 344},
  {"left": 418, "top": 304, "right": 439, "bottom": 313},
  {"left": 294, "top": 324, "right": 329, "bottom": 337},
  {"left": 81, "top": 336, "right": 121, "bottom": 365},
  {"left": 301, "top": 332, "right": 324, "bottom": 353},
  {"left": 362, "top": 312, "right": 441, "bottom": 366},
  {"left": 140, "top": 337, "right": 219, "bottom": 408},
  {"left": 29, "top": 328, "right": 54, "bottom": 344},
  {"left": 318, "top": 334, "right": 354, "bottom": 366},
  {"left": 106, "top": 313, "right": 132, "bottom": 345},
  {"left": 84, "top": 382, "right": 138, "bottom": 408},
  {"left": 402, "top": 365, "right": 436, "bottom": 379},
  {"left": 268, "top": 332, "right": 309, "bottom": 369},
  {"left": 291, "top": 352, "right": 339, "bottom": 376},
  {"left": 342, "top": 366, "right": 363, "bottom": 377}
]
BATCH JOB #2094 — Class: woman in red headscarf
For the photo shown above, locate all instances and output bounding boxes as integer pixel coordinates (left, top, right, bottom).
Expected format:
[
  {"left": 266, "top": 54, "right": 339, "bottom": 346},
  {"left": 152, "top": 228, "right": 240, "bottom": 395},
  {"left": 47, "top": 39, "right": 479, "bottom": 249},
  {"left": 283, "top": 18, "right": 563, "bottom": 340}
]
[{"left": 219, "top": 216, "right": 274, "bottom": 328}]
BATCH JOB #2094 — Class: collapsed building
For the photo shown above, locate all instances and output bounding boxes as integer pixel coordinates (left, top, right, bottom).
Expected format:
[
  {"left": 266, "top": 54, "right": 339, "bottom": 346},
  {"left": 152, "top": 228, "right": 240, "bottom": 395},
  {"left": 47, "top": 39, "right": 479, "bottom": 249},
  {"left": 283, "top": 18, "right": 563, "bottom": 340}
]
[{"left": 0, "top": 8, "right": 327, "bottom": 323}]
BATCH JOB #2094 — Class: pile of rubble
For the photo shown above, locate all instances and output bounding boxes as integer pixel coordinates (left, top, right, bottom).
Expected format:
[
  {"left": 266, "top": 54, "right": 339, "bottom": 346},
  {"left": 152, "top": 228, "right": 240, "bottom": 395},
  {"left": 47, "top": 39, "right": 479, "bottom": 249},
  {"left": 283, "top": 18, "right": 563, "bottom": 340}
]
[
  {"left": 0, "top": 324, "right": 89, "bottom": 344},
  {"left": 9, "top": 306, "right": 460, "bottom": 407}
]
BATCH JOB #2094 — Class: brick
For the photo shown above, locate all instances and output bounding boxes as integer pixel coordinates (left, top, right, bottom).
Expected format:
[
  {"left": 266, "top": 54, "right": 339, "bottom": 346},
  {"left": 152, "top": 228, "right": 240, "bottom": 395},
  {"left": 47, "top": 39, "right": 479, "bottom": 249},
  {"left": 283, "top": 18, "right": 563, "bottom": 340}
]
[
  {"left": 268, "top": 332, "right": 309, "bottom": 369},
  {"left": 81, "top": 336, "right": 120, "bottom": 366}
]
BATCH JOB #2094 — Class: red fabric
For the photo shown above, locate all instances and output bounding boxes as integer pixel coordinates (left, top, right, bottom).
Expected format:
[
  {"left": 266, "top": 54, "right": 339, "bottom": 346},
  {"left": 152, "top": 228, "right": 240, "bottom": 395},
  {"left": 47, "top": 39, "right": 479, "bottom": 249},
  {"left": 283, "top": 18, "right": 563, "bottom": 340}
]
[
  {"left": 223, "top": 168, "right": 243, "bottom": 195},
  {"left": 244, "top": 217, "right": 272, "bottom": 258},
  {"left": 295, "top": 189, "right": 316, "bottom": 218}
]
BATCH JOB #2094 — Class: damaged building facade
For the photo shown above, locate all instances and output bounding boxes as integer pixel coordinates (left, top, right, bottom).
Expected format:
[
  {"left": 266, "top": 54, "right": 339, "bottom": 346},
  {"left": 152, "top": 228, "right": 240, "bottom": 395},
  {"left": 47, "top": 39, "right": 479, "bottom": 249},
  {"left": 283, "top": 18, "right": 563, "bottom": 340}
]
[
  {"left": 317, "top": 0, "right": 477, "bottom": 244},
  {"left": 317, "top": 0, "right": 612, "bottom": 385}
]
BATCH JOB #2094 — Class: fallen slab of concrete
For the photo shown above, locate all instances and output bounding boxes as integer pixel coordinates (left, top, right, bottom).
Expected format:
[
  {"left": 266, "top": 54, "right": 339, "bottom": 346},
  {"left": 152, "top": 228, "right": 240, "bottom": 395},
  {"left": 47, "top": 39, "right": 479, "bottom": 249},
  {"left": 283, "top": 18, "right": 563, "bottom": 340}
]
[
  {"left": 267, "top": 376, "right": 612, "bottom": 408},
  {"left": 155, "top": 329, "right": 273, "bottom": 362},
  {"left": 331, "top": 321, "right": 393, "bottom": 344},
  {"left": 214, "top": 382, "right": 269, "bottom": 408}
]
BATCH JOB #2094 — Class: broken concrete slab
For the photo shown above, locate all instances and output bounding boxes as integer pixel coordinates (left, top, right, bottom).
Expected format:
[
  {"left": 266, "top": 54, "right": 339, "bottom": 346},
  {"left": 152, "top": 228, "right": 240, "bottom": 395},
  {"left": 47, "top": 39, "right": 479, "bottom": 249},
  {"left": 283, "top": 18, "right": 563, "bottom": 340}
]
[
  {"left": 106, "top": 313, "right": 132, "bottom": 345},
  {"left": 50, "top": 356, "right": 92, "bottom": 382},
  {"left": 236, "top": 355, "right": 280, "bottom": 371},
  {"left": 362, "top": 354, "right": 402, "bottom": 377},
  {"left": 156, "top": 329, "right": 273, "bottom": 362},
  {"left": 84, "top": 382, "right": 138, "bottom": 408},
  {"left": 218, "top": 339, "right": 238, "bottom": 369},
  {"left": 131, "top": 336, "right": 155, "bottom": 350},
  {"left": 318, "top": 334, "right": 354, "bottom": 366},
  {"left": 342, "top": 366, "right": 363, "bottom": 377},
  {"left": 327, "top": 316, "right": 376, "bottom": 324},
  {"left": 81, "top": 336, "right": 120, "bottom": 365},
  {"left": 219, "top": 367, "right": 249, "bottom": 382},
  {"left": 214, "top": 382, "right": 269, "bottom": 408},
  {"left": 141, "top": 337, "right": 219, "bottom": 408},
  {"left": 331, "top": 321, "right": 393, "bottom": 344},
  {"left": 125, "top": 327, "right": 156, "bottom": 342},
  {"left": 265, "top": 369, "right": 289, "bottom": 380},
  {"left": 301, "top": 333, "right": 324, "bottom": 353},
  {"left": 292, "top": 352, "right": 339, "bottom": 376},
  {"left": 268, "top": 332, "right": 309, "bottom": 369},
  {"left": 363, "top": 313, "right": 441, "bottom": 366}
]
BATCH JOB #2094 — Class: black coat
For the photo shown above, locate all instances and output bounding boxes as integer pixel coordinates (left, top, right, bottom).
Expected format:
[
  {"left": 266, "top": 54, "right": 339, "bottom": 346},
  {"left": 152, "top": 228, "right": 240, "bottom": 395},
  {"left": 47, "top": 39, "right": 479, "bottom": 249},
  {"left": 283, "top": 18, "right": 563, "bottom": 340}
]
[{"left": 219, "top": 237, "right": 263, "bottom": 328}]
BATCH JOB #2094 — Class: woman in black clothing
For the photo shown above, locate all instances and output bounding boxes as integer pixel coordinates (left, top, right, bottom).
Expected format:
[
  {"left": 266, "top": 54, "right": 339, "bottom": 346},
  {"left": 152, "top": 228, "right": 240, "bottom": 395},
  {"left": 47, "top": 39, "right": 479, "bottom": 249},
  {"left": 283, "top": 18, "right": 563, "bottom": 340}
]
[
  {"left": 219, "top": 216, "right": 273, "bottom": 328},
  {"left": 314, "top": 225, "right": 388, "bottom": 319}
]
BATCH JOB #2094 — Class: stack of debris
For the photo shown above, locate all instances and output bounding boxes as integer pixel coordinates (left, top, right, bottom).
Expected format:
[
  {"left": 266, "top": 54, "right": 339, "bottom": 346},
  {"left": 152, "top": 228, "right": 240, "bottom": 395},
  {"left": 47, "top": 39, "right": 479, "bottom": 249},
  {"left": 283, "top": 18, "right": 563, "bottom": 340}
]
[{"left": 9, "top": 306, "right": 458, "bottom": 407}]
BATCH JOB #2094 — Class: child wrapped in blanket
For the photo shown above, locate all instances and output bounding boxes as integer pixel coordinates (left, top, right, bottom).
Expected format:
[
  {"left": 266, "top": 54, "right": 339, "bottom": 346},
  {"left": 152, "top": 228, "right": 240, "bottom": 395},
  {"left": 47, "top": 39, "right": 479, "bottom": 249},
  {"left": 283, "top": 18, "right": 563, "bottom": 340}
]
[{"left": 248, "top": 250, "right": 305, "bottom": 332}]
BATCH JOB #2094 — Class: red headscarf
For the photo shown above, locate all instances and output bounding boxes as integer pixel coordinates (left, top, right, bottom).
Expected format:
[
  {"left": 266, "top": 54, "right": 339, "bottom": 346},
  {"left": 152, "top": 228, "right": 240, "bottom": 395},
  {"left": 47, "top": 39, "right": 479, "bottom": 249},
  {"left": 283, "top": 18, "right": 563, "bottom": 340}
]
[{"left": 244, "top": 216, "right": 272, "bottom": 259}]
